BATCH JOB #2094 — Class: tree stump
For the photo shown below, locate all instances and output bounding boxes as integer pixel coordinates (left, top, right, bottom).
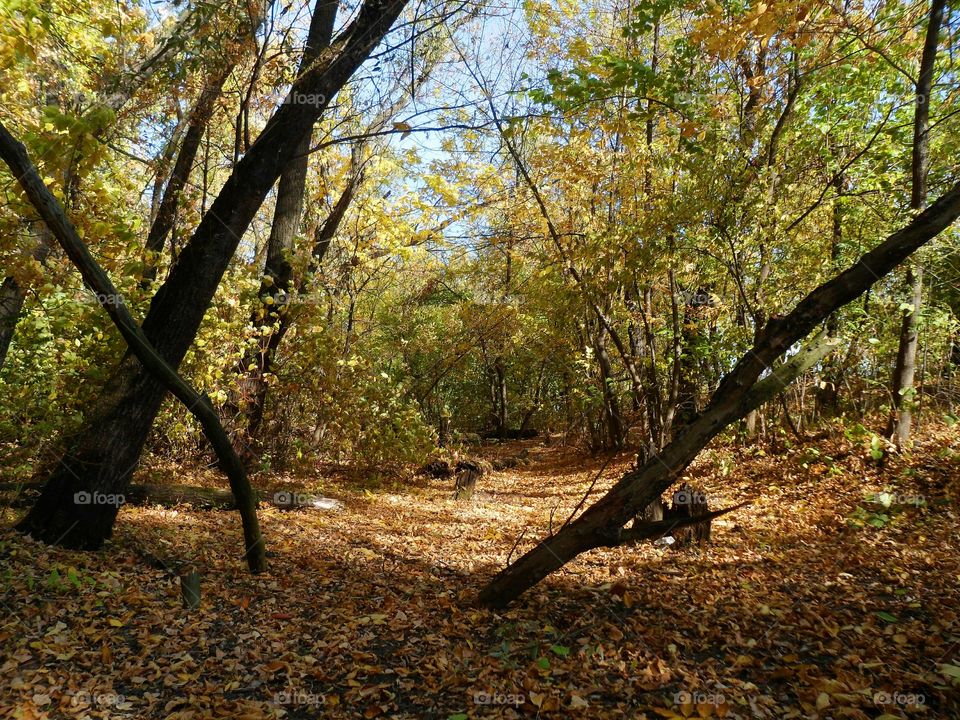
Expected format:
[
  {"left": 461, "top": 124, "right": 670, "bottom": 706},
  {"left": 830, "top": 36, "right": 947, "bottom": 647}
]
[
  {"left": 180, "top": 571, "right": 201, "bottom": 609},
  {"left": 453, "top": 459, "right": 489, "bottom": 500},
  {"left": 667, "top": 482, "right": 711, "bottom": 545}
]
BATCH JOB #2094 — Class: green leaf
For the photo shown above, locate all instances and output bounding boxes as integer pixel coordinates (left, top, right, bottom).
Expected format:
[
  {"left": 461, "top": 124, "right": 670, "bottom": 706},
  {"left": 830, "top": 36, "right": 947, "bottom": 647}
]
[
  {"left": 46, "top": 568, "right": 61, "bottom": 590},
  {"left": 550, "top": 644, "right": 571, "bottom": 657},
  {"left": 940, "top": 663, "right": 960, "bottom": 679},
  {"left": 874, "top": 611, "right": 898, "bottom": 623},
  {"left": 536, "top": 656, "right": 551, "bottom": 670}
]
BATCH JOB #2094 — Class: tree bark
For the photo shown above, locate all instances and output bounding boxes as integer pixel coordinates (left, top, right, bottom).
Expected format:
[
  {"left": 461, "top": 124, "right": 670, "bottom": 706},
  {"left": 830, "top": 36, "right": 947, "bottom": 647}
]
[
  {"left": 478, "top": 181, "right": 960, "bottom": 607},
  {"left": 890, "top": 0, "right": 945, "bottom": 448},
  {"left": 13, "top": 0, "right": 411, "bottom": 550}
]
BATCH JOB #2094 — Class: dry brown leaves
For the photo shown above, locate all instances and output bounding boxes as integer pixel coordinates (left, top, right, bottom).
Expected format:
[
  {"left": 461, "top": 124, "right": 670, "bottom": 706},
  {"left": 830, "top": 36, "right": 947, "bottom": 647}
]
[{"left": 1, "top": 422, "right": 959, "bottom": 718}]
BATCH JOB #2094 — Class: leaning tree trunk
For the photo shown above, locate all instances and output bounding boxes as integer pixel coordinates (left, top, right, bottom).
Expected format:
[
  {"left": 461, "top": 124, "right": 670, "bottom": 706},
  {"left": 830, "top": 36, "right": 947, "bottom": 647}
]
[
  {"left": 0, "top": 121, "right": 267, "bottom": 571},
  {"left": 12, "top": 0, "right": 411, "bottom": 550},
  {"left": 478, "top": 182, "right": 960, "bottom": 607},
  {"left": 890, "top": 0, "right": 945, "bottom": 448}
]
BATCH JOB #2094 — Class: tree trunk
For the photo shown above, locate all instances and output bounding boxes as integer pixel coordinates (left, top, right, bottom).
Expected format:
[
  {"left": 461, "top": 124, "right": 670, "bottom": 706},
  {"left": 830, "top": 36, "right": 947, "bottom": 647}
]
[
  {"left": 890, "top": 266, "right": 923, "bottom": 446},
  {"left": 12, "top": 0, "right": 411, "bottom": 550},
  {"left": 232, "top": 1, "right": 338, "bottom": 458},
  {"left": 141, "top": 64, "right": 235, "bottom": 287},
  {"left": 890, "top": 0, "right": 944, "bottom": 448},
  {"left": 596, "top": 323, "right": 624, "bottom": 449},
  {"left": 816, "top": 165, "right": 845, "bottom": 417},
  {"left": 478, "top": 183, "right": 960, "bottom": 607}
]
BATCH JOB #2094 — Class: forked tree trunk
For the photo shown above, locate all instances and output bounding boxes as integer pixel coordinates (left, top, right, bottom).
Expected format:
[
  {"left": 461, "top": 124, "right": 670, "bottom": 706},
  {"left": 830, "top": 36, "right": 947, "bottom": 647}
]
[
  {"left": 478, "top": 183, "right": 960, "bottom": 607},
  {"left": 12, "top": 0, "right": 411, "bottom": 550}
]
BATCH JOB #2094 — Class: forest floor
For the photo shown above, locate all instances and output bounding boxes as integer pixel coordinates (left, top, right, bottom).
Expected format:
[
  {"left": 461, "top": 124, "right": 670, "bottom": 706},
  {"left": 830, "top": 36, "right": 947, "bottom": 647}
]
[{"left": 2, "top": 421, "right": 960, "bottom": 719}]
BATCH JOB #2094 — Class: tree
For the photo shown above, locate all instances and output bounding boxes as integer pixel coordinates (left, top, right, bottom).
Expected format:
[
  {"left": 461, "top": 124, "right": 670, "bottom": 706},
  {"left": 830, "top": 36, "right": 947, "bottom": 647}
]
[
  {"left": 0, "top": 0, "right": 225, "bottom": 368},
  {"left": 12, "top": 0, "right": 414, "bottom": 550},
  {"left": 479, "top": 181, "right": 960, "bottom": 607},
  {"left": 0, "top": 121, "right": 266, "bottom": 572},
  {"left": 889, "top": 0, "right": 946, "bottom": 448}
]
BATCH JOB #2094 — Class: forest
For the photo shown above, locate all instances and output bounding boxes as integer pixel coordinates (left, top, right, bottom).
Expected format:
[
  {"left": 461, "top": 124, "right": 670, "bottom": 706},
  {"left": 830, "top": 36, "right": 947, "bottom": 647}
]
[{"left": 1, "top": 0, "right": 959, "bottom": 716}]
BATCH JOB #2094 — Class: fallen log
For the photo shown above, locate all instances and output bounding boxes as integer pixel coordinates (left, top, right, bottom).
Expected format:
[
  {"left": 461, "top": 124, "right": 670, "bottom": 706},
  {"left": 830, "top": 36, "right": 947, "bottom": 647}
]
[{"left": 0, "top": 482, "right": 343, "bottom": 511}]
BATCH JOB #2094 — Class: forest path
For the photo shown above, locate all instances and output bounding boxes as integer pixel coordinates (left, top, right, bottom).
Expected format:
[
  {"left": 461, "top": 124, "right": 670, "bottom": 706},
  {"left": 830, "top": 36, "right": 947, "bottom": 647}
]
[{"left": 2, "top": 426, "right": 959, "bottom": 718}]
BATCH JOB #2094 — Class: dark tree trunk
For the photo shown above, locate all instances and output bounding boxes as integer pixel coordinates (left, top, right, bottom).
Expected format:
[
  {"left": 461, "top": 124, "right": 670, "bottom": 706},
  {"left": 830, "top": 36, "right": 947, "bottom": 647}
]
[
  {"left": 494, "top": 356, "right": 508, "bottom": 438},
  {"left": 13, "top": 0, "right": 411, "bottom": 550},
  {"left": 232, "top": 1, "right": 338, "bottom": 459},
  {"left": 596, "top": 323, "right": 624, "bottom": 449},
  {"left": 817, "top": 167, "right": 845, "bottom": 417},
  {"left": 141, "top": 64, "right": 235, "bottom": 287},
  {"left": 478, "top": 183, "right": 960, "bottom": 607},
  {"left": 890, "top": 0, "right": 945, "bottom": 447}
]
